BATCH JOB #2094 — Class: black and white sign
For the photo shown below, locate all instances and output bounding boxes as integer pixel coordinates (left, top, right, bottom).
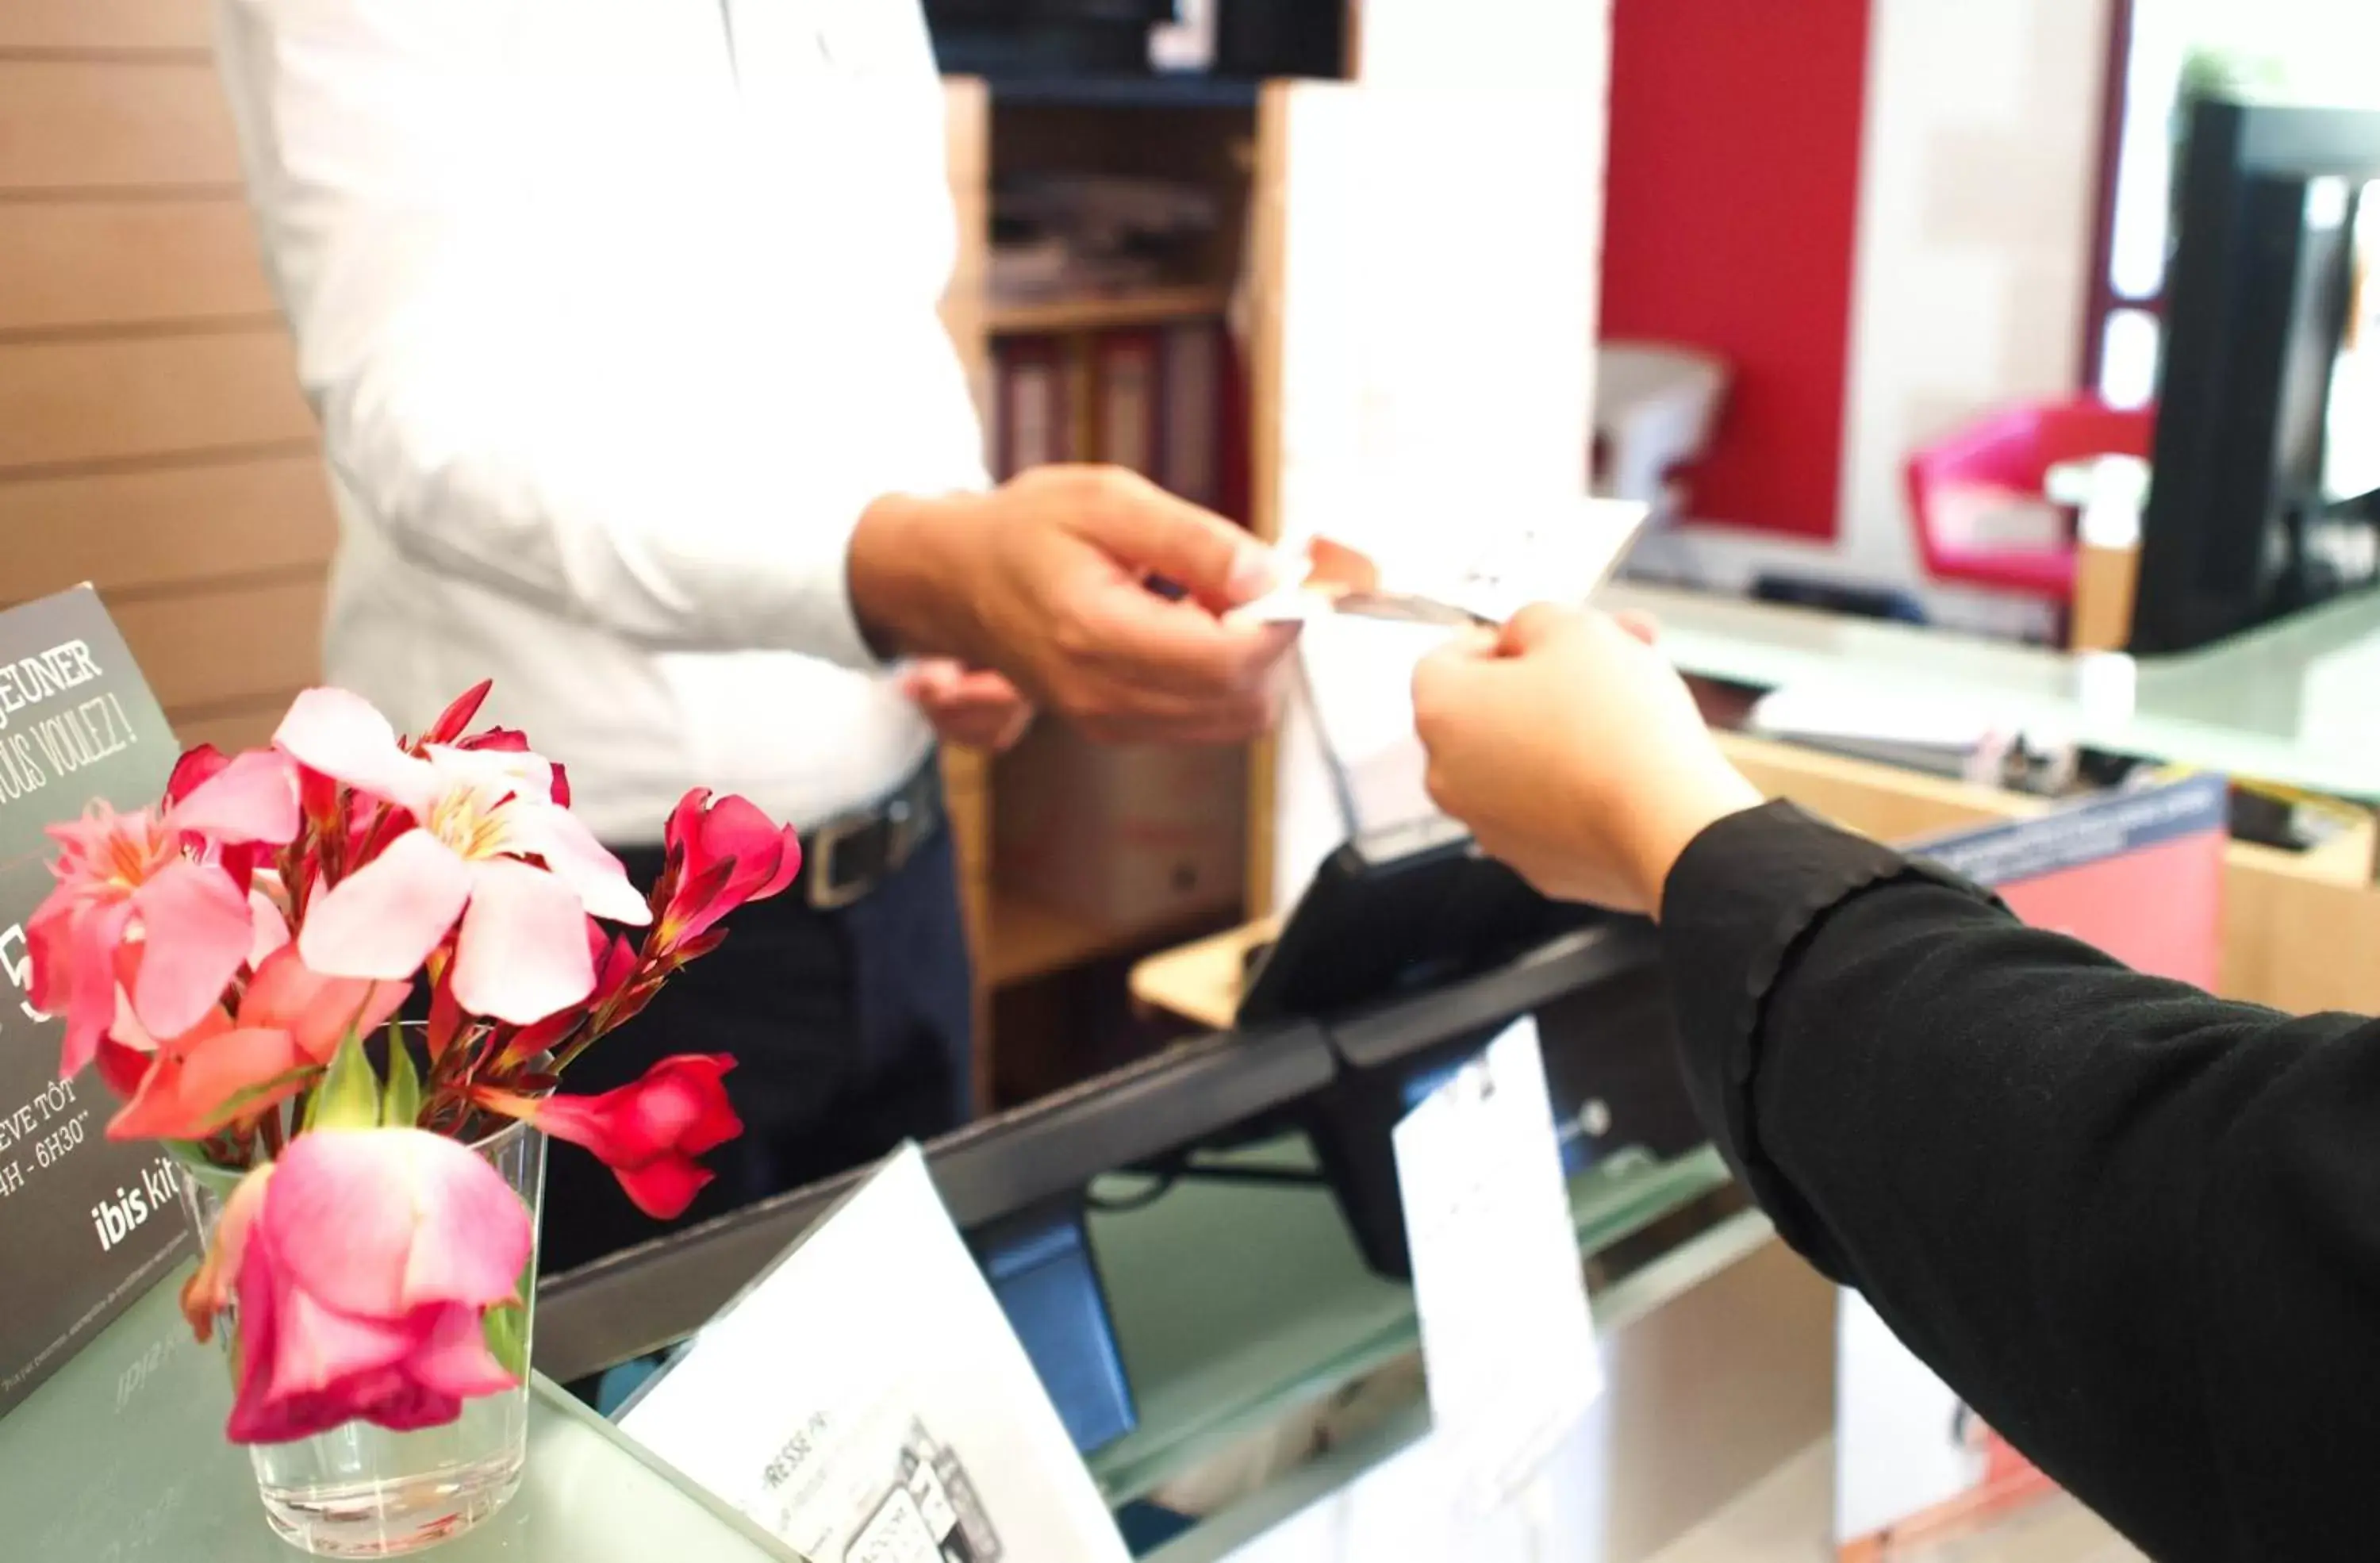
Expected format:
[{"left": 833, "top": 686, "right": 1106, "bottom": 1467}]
[{"left": 0, "top": 587, "right": 192, "bottom": 1423}]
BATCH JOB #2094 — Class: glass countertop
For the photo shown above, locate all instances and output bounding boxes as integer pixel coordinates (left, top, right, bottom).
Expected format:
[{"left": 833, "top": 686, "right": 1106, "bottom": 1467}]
[
  {"left": 1085, "top": 1137, "right": 1737, "bottom": 1507},
  {"left": 0, "top": 1269, "right": 800, "bottom": 1563},
  {"left": 1601, "top": 582, "right": 2380, "bottom": 801},
  {"left": 0, "top": 1138, "right": 1747, "bottom": 1562}
]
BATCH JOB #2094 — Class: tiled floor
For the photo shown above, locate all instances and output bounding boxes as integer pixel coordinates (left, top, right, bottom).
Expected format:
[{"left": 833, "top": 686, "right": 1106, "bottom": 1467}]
[{"left": 1651, "top": 1442, "right": 2147, "bottom": 1563}]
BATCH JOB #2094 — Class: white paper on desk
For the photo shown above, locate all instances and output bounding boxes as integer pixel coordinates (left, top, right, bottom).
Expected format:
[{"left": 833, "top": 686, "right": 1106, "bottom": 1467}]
[
  {"left": 619, "top": 1145, "right": 1128, "bottom": 1563},
  {"left": 1394, "top": 1020, "right": 1602, "bottom": 1514},
  {"left": 1295, "top": 615, "right": 1458, "bottom": 837}
]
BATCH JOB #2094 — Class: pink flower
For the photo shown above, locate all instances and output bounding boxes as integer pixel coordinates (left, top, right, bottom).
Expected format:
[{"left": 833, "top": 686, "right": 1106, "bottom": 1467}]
[
  {"left": 275, "top": 689, "right": 648, "bottom": 1025},
  {"left": 32, "top": 743, "right": 301, "bottom": 1079},
  {"left": 657, "top": 790, "right": 802, "bottom": 950},
  {"left": 103, "top": 948, "right": 409, "bottom": 1141},
  {"left": 166, "top": 746, "right": 300, "bottom": 846},
  {"left": 500, "top": 927, "right": 640, "bottom": 1066},
  {"left": 476, "top": 1054, "right": 741, "bottom": 1219},
  {"left": 221, "top": 1128, "right": 532, "bottom": 1445}
]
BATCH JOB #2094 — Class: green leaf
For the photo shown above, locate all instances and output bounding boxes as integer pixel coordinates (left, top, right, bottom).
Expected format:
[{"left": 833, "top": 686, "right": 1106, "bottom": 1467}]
[
  {"left": 164, "top": 1140, "right": 246, "bottom": 1200},
  {"left": 482, "top": 1250, "right": 536, "bottom": 1381},
  {"left": 382, "top": 1027, "right": 423, "bottom": 1129},
  {"left": 203, "top": 1066, "right": 322, "bottom": 1139},
  {"left": 307, "top": 1030, "right": 382, "bottom": 1133},
  {"left": 163, "top": 1139, "right": 219, "bottom": 1175},
  {"left": 482, "top": 1299, "right": 529, "bottom": 1381}
]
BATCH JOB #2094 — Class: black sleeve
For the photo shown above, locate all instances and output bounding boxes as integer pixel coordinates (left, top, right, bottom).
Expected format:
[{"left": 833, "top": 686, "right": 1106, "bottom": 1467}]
[{"left": 1659, "top": 800, "right": 2380, "bottom": 1561}]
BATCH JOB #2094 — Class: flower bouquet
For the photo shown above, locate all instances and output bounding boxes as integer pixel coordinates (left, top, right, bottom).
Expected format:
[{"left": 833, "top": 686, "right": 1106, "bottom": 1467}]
[{"left": 28, "top": 680, "right": 797, "bottom": 1556}]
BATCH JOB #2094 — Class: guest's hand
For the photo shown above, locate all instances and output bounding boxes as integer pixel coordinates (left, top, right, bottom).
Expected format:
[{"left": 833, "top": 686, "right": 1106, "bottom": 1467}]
[
  {"left": 849, "top": 467, "right": 1298, "bottom": 745},
  {"left": 901, "top": 659, "right": 1035, "bottom": 753},
  {"left": 1411, "top": 605, "right": 1762, "bottom": 916}
]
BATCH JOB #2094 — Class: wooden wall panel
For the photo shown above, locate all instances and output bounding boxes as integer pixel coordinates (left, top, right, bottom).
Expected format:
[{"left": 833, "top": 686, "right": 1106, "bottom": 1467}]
[
  {"left": 0, "top": 61, "right": 243, "bottom": 192},
  {"left": 0, "top": 455, "right": 334, "bottom": 604},
  {"left": 113, "top": 577, "right": 325, "bottom": 712},
  {"left": 1, "top": 6, "right": 329, "bottom": 748},
  {"left": 0, "top": 200, "right": 275, "bottom": 333},
  {"left": 0, "top": 329, "right": 313, "bottom": 473},
  {"left": 0, "top": 0, "right": 209, "bottom": 51}
]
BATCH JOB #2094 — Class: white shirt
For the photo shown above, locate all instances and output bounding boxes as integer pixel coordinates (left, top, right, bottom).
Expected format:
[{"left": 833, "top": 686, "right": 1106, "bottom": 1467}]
[{"left": 214, "top": 0, "right": 989, "bottom": 842}]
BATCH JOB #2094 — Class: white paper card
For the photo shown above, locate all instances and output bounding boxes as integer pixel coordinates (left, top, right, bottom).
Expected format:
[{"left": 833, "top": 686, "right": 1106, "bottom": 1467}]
[
  {"left": 1230, "top": 499, "right": 1650, "bottom": 628},
  {"left": 620, "top": 1145, "right": 1130, "bottom": 1563},
  {"left": 1296, "top": 616, "right": 1463, "bottom": 836},
  {"left": 1394, "top": 1020, "right": 1603, "bottom": 1511}
]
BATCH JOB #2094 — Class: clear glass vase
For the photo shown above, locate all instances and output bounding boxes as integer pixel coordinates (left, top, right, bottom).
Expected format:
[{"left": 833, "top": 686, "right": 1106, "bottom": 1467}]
[{"left": 180, "top": 1116, "right": 546, "bottom": 1557}]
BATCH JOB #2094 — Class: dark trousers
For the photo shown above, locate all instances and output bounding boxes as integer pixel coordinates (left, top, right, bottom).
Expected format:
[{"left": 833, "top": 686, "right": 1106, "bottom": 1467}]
[{"left": 538, "top": 825, "right": 973, "bottom": 1278}]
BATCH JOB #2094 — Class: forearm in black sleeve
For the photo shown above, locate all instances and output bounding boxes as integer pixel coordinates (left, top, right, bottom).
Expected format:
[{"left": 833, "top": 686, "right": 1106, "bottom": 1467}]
[{"left": 1657, "top": 801, "right": 2380, "bottom": 1560}]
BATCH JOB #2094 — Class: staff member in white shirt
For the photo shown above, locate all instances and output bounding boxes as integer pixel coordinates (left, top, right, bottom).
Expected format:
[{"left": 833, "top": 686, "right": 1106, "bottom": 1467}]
[{"left": 214, "top": 0, "right": 1296, "bottom": 1274}]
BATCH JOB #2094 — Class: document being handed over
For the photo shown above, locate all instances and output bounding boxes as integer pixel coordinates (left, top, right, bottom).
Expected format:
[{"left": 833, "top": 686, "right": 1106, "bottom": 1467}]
[{"left": 1230, "top": 497, "right": 1649, "bottom": 630}]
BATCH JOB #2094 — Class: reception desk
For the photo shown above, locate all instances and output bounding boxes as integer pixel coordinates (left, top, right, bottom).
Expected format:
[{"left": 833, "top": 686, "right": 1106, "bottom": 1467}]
[
  {"left": 13, "top": 589, "right": 2380, "bottom": 1561},
  {"left": 0, "top": 912, "right": 1787, "bottom": 1561}
]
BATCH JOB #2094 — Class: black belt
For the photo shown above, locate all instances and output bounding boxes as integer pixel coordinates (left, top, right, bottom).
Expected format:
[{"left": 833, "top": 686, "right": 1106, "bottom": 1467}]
[{"left": 793, "top": 758, "right": 945, "bottom": 911}]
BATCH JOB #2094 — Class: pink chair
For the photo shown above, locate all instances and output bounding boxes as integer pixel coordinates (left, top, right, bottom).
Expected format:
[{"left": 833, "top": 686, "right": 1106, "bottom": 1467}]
[{"left": 1904, "top": 400, "right": 2155, "bottom": 607}]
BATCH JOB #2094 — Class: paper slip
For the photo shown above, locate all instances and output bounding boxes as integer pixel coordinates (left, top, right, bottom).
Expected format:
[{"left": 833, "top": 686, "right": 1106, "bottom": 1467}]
[
  {"left": 1230, "top": 498, "right": 1649, "bottom": 628},
  {"left": 620, "top": 1145, "right": 1129, "bottom": 1563},
  {"left": 1395, "top": 1020, "right": 1603, "bottom": 1512}
]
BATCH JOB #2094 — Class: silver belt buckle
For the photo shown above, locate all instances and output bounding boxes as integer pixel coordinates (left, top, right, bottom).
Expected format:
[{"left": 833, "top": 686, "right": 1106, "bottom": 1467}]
[
  {"left": 805, "top": 810, "right": 876, "bottom": 912},
  {"left": 804, "top": 778, "right": 926, "bottom": 912}
]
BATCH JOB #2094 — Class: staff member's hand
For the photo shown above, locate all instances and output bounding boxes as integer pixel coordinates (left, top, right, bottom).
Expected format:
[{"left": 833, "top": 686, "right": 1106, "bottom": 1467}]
[
  {"left": 850, "top": 466, "right": 1297, "bottom": 744},
  {"left": 1411, "top": 604, "right": 1762, "bottom": 916},
  {"left": 901, "top": 659, "right": 1035, "bottom": 752}
]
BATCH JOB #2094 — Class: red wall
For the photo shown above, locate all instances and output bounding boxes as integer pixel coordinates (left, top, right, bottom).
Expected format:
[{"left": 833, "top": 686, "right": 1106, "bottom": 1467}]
[{"left": 1602, "top": 0, "right": 1875, "bottom": 540}]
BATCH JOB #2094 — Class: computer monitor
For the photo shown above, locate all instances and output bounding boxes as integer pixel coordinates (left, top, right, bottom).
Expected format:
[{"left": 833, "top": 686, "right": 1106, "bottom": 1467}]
[
  {"left": 2131, "top": 100, "right": 2380, "bottom": 655},
  {"left": 923, "top": 0, "right": 1179, "bottom": 77}
]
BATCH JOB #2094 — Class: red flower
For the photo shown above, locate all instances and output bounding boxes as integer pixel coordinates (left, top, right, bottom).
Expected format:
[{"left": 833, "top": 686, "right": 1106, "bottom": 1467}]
[
  {"left": 475, "top": 1054, "right": 740, "bottom": 1219},
  {"left": 453, "top": 726, "right": 570, "bottom": 808},
  {"left": 166, "top": 744, "right": 232, "bottom": 807},
  {"left": 217, "top": 1130, "right": 533, "bottom": 1444},
  {"left": 415, "top": 680, "right": 494, "bottom": 749},
  {"left": 657, "top": 791, "right": 801, "bottom": 949}
]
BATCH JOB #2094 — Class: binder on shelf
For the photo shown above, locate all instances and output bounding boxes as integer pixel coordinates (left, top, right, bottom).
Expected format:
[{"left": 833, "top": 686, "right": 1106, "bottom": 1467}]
[
  {"left": 1091, "top": 329, "right": 1161, "bottom": 478},
  {"left": 995, "top": 336, "right": 1070, "bottom": 478},
  {"left": 1157, "top": 321, "right": 1224, "bottom": 509}
]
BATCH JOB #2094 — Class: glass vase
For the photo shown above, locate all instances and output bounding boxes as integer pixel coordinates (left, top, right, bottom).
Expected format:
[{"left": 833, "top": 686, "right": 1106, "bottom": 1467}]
[{"left": 179, "top": 1115, "right": 546, "bottom": 1557}]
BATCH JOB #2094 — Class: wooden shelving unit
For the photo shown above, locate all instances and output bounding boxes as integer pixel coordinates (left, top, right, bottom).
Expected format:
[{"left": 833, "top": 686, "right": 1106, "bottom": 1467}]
[
  {"left": 937, "top": 79, "right": 1276, "bottom": 1111},
  {"left": 984, "top": 895, "right": 1129, "bottom": 988},
  {"left": 981, "top": 893, "right": 1230, "bottom": 989},
  {"left": 985, "top": 282, "right": 1233, "bottom": 338}
]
